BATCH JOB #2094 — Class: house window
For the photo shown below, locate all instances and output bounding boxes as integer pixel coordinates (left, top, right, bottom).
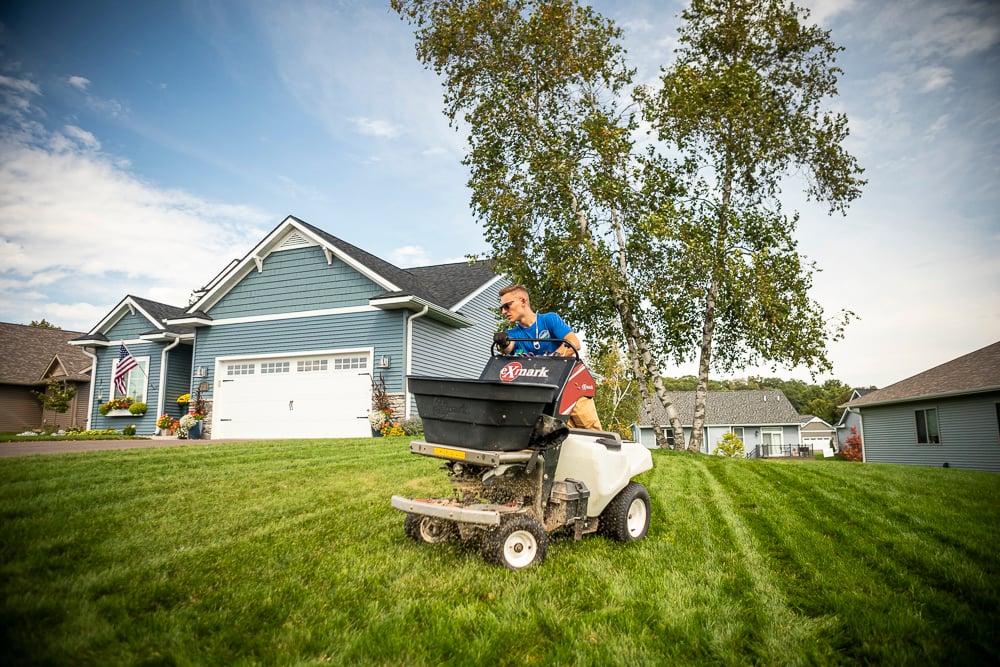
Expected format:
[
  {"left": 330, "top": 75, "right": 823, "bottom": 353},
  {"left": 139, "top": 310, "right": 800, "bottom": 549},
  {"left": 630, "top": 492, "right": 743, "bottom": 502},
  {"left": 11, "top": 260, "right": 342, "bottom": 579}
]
[
  {"left": 227, "top": 363, "right": 255, "bottom": 376},
  {"left": 261, "top": 361, "right": 290, "bottom": 374},
  {"left": 112, "top": 357, "right": 148, "bottom": 403},
  {"left": 731, "top": 427, "right": 745, "bottom": 441},
  {"left": 297, "top": 359, "right": 328, "bottom": 372},
  {"left": 333, "top": 356, "right": 368, "bottom": 370},
  {"left": 915, "top": 408, "right": 940, "bottom": 444}
]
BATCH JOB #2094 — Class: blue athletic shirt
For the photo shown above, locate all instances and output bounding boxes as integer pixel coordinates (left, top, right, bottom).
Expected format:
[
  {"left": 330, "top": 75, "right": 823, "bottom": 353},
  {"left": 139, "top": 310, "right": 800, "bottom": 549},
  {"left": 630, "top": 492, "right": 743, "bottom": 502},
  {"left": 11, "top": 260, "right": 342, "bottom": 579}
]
[{"left": 508, "top": 312, "right": 572, "bottom": 356}]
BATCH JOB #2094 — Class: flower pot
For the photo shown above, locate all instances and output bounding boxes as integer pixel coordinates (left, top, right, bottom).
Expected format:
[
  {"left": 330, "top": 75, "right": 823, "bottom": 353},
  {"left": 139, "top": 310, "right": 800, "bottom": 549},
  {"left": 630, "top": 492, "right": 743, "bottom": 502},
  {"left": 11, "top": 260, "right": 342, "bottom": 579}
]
[{"left": 188, "top": 421, "right": 202, "bottom": 439}]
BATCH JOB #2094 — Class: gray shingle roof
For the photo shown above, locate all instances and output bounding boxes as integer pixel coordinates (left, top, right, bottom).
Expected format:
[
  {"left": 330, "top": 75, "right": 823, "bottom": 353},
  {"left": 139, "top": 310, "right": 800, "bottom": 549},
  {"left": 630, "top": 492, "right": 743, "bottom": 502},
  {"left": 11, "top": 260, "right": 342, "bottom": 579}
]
[
  {"left": 294, "top": 218, "right": 495, "bottom": 309},
  {"left": 845, "top": 340, "right": 1000, "bottom": 407},
  {"left": 638, "top": 390, "right": 801, "bottom": 426},
  {"left": 128, "top": 295, "right": 195, "bottom": 335},
  {"left": 0, "top": 322, "right": 92, "bottom": 385}
]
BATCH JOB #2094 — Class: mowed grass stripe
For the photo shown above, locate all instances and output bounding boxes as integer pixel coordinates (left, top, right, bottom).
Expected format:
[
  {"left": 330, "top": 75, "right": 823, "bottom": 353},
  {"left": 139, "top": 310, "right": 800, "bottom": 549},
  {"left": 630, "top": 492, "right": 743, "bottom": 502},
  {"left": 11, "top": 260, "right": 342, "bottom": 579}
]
[{"left": 2, "top": 442, "right": 998, "bottom": 666}]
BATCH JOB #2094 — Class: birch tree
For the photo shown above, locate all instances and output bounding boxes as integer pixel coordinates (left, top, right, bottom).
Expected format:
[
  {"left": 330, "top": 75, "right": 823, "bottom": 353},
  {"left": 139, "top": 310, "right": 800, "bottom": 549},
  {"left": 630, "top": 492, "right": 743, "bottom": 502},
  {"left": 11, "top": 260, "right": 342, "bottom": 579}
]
[
  {"left": 636, "top": 0, "right": 865, "bottom": 451},
  {"left": 392, "top": 0, "right": 687, "bottom": 448},
  {"left": 392, "top": 0, "right": 864, "bottom": 453}
]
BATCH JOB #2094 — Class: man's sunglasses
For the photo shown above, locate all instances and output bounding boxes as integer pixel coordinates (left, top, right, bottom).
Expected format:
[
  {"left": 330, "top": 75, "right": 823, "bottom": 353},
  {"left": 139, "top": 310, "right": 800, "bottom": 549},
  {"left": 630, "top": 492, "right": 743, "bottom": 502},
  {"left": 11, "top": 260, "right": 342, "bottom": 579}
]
[{"left": 499, "top": 300, "right": 516, "bottom": 313}]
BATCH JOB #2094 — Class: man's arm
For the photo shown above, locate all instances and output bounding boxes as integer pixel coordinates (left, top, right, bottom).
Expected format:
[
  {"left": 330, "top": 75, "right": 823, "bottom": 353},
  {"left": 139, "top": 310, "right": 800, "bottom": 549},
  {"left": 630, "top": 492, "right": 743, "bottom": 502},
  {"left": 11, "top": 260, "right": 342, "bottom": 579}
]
[{"left": 555, "top": 331, "right": 581, "bottom": 357}]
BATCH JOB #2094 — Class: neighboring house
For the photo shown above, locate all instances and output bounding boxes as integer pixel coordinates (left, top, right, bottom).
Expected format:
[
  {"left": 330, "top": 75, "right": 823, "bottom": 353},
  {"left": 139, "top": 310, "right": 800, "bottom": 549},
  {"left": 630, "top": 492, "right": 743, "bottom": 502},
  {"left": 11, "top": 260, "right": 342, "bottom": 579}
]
[
  {"left": 841, "top": 340, "right": 1000, "bottom": 472},
  {"left": 835, "top": 388, "right": 873, "bottom": 449},
  {"left": 799, "top": 414, "right": 836, "bottom": 457},
  {"left": 634, "top": 390, "right": 803, "bottom": 456},
  {"left": 70, "top": 216, "right": 503, "bottom": 439},
  {"left": 0, "top": 322, "right": 92, "bottom": 432}
]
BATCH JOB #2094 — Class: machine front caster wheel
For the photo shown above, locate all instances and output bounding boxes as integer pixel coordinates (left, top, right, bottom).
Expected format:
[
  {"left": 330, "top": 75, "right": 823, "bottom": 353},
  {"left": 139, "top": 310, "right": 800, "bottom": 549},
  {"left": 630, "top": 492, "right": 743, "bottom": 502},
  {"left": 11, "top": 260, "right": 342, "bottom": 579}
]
[
  {"left": 599, "top": 481, "right": 650, "bottom": 542},
  {"left": 405, "top": 513, "right": 457, "bottom": 544},
  {"left": 481, "top": 515, "right": 548, "bottom": 569}
]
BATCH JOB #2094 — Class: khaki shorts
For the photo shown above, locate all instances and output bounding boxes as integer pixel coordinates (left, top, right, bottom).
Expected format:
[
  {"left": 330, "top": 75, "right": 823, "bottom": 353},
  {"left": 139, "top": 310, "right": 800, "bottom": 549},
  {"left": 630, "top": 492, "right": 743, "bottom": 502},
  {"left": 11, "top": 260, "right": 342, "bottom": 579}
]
[{"left": 566, "top": 397, "right": 603, "bottom": 431}]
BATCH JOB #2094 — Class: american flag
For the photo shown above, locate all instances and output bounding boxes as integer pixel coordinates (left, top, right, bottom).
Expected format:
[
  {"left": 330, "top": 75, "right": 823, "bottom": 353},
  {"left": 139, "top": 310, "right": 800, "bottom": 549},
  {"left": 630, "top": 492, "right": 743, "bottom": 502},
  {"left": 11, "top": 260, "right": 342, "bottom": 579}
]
[{"left": 113, "top": 344, "right": 138, "bottom": 396}]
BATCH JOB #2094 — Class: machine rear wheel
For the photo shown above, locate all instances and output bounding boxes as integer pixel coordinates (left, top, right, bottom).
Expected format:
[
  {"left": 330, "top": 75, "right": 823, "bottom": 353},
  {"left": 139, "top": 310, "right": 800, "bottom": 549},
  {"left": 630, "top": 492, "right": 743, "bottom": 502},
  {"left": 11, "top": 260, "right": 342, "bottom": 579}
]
[
  {"left": 599, "top": 482, "right": 650, "bottom": 542},
  {"left": 405, "top": 513, "right": 457, "bottom": 544},
  {"left": 481, "top": 515, "right": 548, "bottom": 569}
]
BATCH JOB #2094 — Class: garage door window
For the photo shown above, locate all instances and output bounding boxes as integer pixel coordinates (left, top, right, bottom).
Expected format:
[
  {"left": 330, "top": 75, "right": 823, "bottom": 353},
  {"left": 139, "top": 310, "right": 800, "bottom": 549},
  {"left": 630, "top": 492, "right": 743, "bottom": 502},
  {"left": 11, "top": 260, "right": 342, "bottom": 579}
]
[
  {"left": 298, "top": 359, "right": 328, "bottom": 372},
  {"left": 334, "top": 356, "right": 367, "bottom": 370},
  {"left": 261, "top": 361, "right": 290, "bottom": 374},
  {"left": 227, "top": 363, "right": 255, "bottom": 376}
]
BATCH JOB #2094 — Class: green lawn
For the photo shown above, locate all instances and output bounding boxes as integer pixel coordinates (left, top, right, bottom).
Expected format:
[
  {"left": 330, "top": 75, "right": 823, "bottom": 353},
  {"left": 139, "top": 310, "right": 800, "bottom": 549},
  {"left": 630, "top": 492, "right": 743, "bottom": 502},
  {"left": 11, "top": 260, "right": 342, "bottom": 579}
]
[{"left": 2, "top": 439, "right": 997, "bottom": 666}]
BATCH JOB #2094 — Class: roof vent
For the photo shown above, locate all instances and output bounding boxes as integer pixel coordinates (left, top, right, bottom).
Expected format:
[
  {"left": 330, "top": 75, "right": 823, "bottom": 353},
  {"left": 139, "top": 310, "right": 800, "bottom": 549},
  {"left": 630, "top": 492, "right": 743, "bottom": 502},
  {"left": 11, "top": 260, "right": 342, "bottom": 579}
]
[{"left": 278, "top": 231, "right": 312, "bottom": 250}]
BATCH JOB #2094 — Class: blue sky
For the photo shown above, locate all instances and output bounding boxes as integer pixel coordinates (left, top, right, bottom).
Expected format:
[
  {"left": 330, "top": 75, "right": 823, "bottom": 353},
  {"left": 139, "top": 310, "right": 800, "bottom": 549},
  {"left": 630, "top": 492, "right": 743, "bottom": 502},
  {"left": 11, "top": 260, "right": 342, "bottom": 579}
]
[{"left": 0, "top": 0, "right": 997, "bottom": 388}]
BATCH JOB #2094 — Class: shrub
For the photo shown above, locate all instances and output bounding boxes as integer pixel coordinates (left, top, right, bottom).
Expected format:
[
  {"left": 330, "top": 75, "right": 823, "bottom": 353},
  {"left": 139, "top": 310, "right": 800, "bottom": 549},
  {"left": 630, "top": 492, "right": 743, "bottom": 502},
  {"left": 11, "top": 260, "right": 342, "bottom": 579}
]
[
  {"left": 123, "top": 424, "right": 137, "bottom": 436},
  {"left": 129, "top": 402, "right": 147, "bottom": 415},
  {"left": 399, "top": 418, "right": 423, "bottom": 437},
  {"left": 713, "top": 432, "right": 746, "bottom": 457},
  {"left": 604, "top": 422, "right": 634, "bottom": 441},
  {"left": 99, "top": 397, "right": 133, "bottom": 415},
  {"left": 841, "top": 426, "right": 863, "bottom": 462}
]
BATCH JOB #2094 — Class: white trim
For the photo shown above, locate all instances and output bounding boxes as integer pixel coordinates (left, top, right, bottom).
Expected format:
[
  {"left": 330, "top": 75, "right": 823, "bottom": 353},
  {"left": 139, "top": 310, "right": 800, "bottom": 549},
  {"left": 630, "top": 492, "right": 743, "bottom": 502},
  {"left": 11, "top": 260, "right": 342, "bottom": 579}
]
[
  {"left": 157, "top": 335, "right": 182, "bottom": 427},
  {"left": 199, "top": 305, "right": 378, "bottom": 327},
  {"left": 452, "top": 274, "right": 504, "bottom": 311},
  {"left": 81, "top": 347, "right": 98, "bottom": 430},
  {"left": 404, "top": 305, "right": 431, "bottom": 420},
  {"left": 370, "top": 295, "right": 473, "bottom": 327},
  {"left": 215, "top": 347, "right": 374, "bottom": 364},
  {"left": 187, "top": 216, "right": 402, "bottom": 315},
  {"left": 88, "top": 296, "right": 165, "bottom": 336}
]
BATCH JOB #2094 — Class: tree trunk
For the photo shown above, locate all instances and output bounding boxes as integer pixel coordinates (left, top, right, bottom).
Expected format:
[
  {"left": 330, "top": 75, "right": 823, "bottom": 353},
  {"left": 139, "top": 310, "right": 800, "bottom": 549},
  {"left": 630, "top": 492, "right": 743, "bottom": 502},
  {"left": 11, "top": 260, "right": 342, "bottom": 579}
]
[
  {"left": 688, "top": 276, "right": 717, "bottom": 452},
  {"left": 609, "top": 210, "right": 686, "bottom": 449},
  {"left": 690, "top": 158, "right": 733, "bottom": 452}
]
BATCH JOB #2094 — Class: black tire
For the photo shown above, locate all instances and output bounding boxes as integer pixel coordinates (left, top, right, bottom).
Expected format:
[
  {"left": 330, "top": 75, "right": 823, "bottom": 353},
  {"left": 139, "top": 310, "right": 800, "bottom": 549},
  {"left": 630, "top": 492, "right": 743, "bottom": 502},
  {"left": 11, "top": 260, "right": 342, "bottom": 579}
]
[
  {"left": 481, "top": 515, "right": 548, "bottom": 569},
  {"left": 599, "top": 481, "right": 650, "bottom": 542},
  {"left": 404, "top": 513, "right": 457, "bottom": 544}
]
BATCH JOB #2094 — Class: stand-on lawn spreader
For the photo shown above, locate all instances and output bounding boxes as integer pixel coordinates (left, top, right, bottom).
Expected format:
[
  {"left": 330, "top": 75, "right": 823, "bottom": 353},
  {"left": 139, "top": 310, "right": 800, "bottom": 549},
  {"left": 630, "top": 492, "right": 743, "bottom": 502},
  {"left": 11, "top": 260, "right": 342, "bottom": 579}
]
[{"left": 391, "top": 340, "right": 653, "bottom": 569}]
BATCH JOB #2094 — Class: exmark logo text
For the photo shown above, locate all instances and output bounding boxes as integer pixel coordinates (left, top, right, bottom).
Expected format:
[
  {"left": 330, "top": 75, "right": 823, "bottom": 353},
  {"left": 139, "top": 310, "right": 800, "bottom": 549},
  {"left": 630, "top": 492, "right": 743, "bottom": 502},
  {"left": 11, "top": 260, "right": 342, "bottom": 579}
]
[{"left": 499, "top": 362, "right": 550, "bottom": 382}]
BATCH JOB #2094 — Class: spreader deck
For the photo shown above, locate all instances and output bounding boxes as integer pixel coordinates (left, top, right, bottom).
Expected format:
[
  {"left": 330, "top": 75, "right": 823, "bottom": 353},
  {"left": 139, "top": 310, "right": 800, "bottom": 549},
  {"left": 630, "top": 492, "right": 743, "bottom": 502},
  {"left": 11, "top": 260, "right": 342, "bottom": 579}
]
[{"left": 408, "top": 439, "right": 536, "bottom": 466}]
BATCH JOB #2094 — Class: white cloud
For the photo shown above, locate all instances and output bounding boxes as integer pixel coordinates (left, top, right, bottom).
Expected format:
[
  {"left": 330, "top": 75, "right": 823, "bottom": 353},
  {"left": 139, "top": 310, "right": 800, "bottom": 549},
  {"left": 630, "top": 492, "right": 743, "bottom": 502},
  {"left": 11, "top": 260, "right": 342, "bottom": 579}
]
[
  {"left": 0, "top": 79, "right": 271, "bottom": 331},
  {"left": 915, "top": 65, "right": 953, "bottom": 92},
  {"left": 67, "top": 75, "right": 91, "bottom": 90},
  {"left": 389, "top": 245, "right": 431, "bottom": 268},
  {"left": 799, "top": 0, "right": 859, "bottom": 25},
  {"left": 0, "top": 74, "right": 41, "bottom": 96},
  {"left": 350, "top": 116, "right": 401, "bottom": 139},
  {"left": 62, "top": 124, "right": 100, "bottom": 150},
  {"left": 253, "top": 1, "right": 465, "bottom": 158}
]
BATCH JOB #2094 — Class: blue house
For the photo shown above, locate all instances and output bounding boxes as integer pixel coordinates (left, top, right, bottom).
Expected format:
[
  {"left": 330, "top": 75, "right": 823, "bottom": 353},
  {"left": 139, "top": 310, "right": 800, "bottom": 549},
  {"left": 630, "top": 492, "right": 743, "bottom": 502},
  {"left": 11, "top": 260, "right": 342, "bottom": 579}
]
[
  {"left": 634, "top": 390, "right": 803, "bottom": 456},
  {"left": 71, "top": 216, "right": 503, "bottom": 440}
]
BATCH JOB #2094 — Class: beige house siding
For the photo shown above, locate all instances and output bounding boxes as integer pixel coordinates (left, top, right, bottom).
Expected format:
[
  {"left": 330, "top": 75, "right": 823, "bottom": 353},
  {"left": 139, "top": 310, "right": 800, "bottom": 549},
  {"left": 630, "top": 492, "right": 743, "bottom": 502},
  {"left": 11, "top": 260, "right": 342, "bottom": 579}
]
[{"left": 0, "top": 385, "right": 43, "bottom": 432}]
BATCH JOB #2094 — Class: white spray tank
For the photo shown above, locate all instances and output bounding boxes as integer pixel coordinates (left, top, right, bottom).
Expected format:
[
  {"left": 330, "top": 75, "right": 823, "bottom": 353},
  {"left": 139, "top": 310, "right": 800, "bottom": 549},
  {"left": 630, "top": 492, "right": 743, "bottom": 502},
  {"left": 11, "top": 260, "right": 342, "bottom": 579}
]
[{"left": 553, "top": 432, "right": 653, "bottom": 517}]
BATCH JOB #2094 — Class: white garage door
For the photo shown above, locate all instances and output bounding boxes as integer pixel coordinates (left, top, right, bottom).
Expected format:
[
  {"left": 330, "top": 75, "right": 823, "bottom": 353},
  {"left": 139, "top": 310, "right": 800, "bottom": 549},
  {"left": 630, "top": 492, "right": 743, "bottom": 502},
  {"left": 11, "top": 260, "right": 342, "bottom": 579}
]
[
  {"left": 212, "top": 352, "right": 372, "bottom": 439},
  {"left": 803, "top": 436, "right": 833, "bottom": 452}
]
